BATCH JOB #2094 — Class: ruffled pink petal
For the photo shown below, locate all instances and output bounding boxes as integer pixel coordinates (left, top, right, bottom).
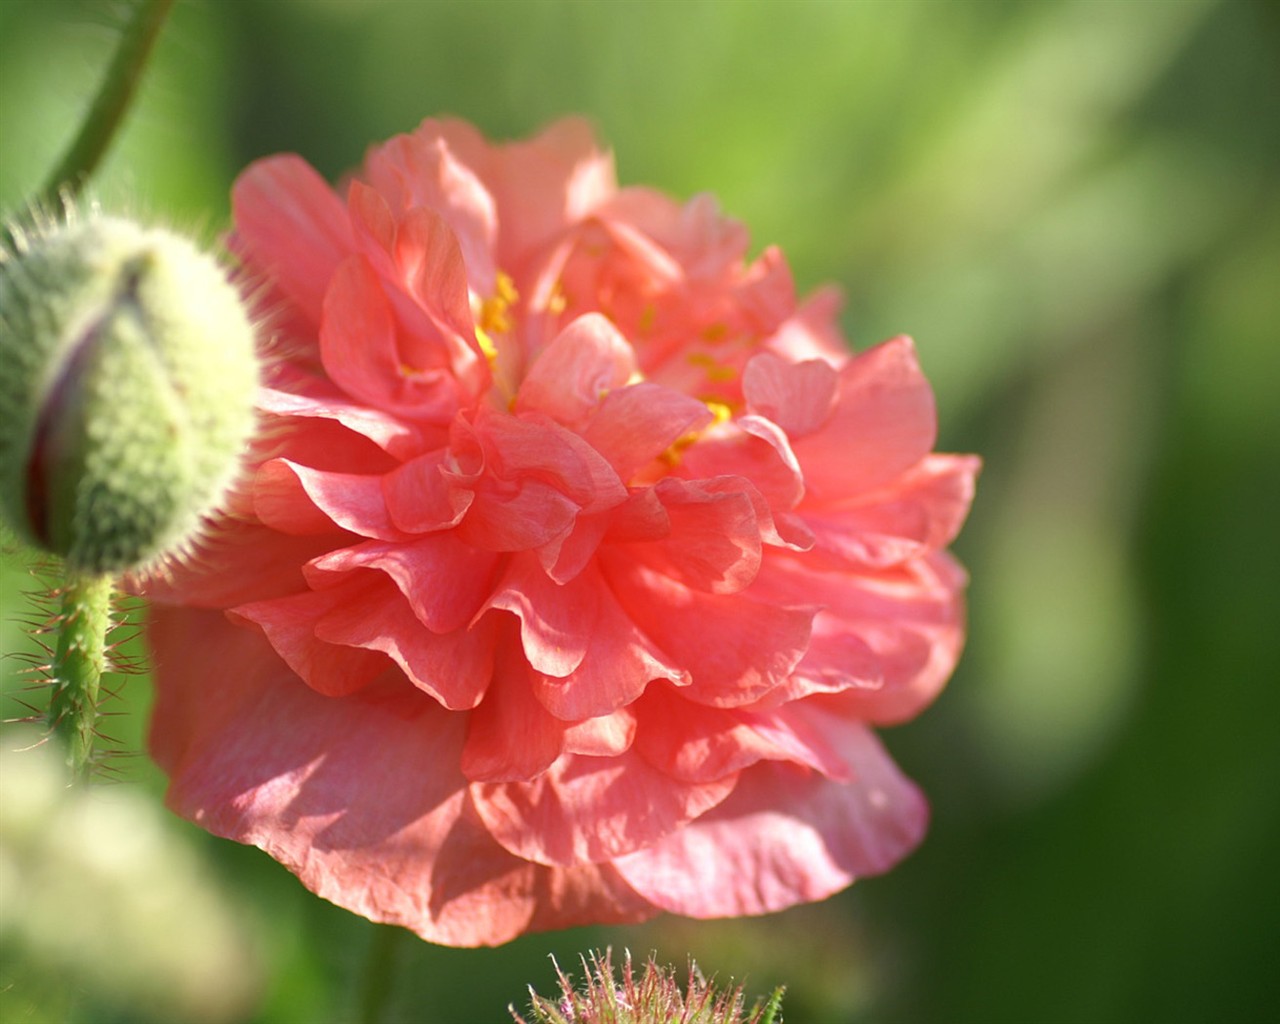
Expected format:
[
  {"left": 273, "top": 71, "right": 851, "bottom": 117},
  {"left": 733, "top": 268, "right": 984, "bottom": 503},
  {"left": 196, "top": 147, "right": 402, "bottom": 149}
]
[
  {"left": 360, "top": 124, "right": 499, "bottom": 293},
  {"left": 802, "top": 454, "right": 981, "bottom": 569},
  {"left": 471, "top": 750, "right": 738, "bottom": 866},
  {"left": 148, "top": 608, "right": 652, "bottom": 946},
  {"left": 255, "top": 460, "right": 407, "bottom": 541},
  {"left": 471, "top": 408, "right": 628, "bottom": 513},
  {"left": 762, "top": 631, "right": 885, "bottom": 707},
  {"left": 758, "top": 553, "right": 967, "bottom": 724},
  {"left": 763, "top": 285, "right": 849, "bottom": 367},
  {"left": 457, "top": 479, "right": 579, "bottom": 552},
  {"left": 613, "top": 732, "right": 927, "bottom": 918},
  {"left": 381, "top": 451, "right": 474, "bottom": 534},
  {"left": 482, "top": 553, "right": 600, "bottom": 678},
  {"left": 311, "top": 575, "right": 495, "bottom": 709},
  {"left": 793, "top": 336, "right": 937, "bottom": 500},
  {"left": 538, "top": 512, "right": 610, "bottom": 585},
  {"left": 604, "top": 558, "right": 814, "bottom": 707},
  {"left": 742, "top": 352, "right": 839, "bottom": 439},
  {"left": 229, "top": 582, "right": 390, "bottom": 696},
  {"left": 598, "top": 189, "right": 751, "bottom": 282},
  {"left": 252, "top": 460, "right": 341, "bottom": 536},
  {"left": 319, "top": 255, "right": 463, "bottom": 423},
  {"left": 676, "top": 416, "right": 807, "bottom": 516},
  {"left": 563, "top": 708, "right": 637, "bottom": 757},
  {"left": 530, "top": 575, "right": 689, "bottom": 720},
  {"left": 394, "top": 207, "right": 486, "bottom": 378},
  {"left": 515, "top": 313, "right": 637, "bottom": 425},
  {"left": 461, "top": 638, "right": 566, "bottom": 782},
  {"left": 305, "top": 536, "right": 500, "bottom": 635},
  {"left": 231, "top": 155, "right": 352, "bottom": 324},
  {"left": 582, "top": 383, "right": 712, "bottom": 481},
  {"left": 136, "top": 520, "right": 337, "bottom": 609},
  {"left": 489, "top": 117, "right": 616, "bottom": 266},
  {"left": 634, "top": 686, "right": 856, "bottom": 784},
  {"left": 626, "top": 478, "right": 762, "bottom": 594},
  {"left": 257, "top": 382, "right": 437, "bottom": 462}
]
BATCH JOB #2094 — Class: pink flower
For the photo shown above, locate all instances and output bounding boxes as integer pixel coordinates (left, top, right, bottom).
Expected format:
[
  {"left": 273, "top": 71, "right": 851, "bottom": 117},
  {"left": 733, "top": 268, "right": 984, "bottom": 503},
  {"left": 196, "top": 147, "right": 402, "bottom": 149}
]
[{"left": 143, "top": 118, "right": 978, "bottom": 946}]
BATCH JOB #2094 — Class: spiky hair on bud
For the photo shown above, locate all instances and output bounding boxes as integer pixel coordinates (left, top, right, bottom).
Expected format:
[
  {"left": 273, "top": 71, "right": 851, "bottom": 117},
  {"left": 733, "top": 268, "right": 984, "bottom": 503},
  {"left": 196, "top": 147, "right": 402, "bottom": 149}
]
[{"left": 0, "top": 209, "right": 259, "bottom": 575}]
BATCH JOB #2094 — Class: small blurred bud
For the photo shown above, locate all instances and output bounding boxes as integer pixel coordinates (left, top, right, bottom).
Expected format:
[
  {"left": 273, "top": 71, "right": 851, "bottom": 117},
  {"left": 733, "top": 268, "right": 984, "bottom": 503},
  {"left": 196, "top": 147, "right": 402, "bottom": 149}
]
[
  {"left": 0, "top": 215, "right": 257, "bottom": 573},
  {"left": 0, "top": 731, "right": 263, "bottom": 1021}
]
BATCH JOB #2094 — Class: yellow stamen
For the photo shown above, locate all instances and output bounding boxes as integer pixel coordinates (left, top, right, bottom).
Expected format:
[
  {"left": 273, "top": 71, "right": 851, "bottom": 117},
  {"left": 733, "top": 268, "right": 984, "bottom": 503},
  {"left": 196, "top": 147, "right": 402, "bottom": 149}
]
[
  {"left": 658, "top": 398, "right": 734, "bottom": 468},
  {"left": 548, "top": 283, "right": 568, "bottom": 316},
  {"left": 474, "top": 327, "right": 499, "bottom": 368},
  {"left": 479, "top": 271, "right": 518, "bottom": 336},
  {"left": 685, "top": 351, "right": 737, "bottom": 382}
]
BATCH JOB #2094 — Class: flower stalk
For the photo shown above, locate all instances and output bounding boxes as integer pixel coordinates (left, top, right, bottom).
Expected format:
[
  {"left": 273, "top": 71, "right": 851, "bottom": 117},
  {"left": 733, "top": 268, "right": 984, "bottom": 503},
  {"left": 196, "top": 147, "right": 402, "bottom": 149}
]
[
  {"left": 38, "top": 0, "right": 176, "bottom": 209},
  {"left": 45, "top": 573, "right": 114, "bottom": 782}
]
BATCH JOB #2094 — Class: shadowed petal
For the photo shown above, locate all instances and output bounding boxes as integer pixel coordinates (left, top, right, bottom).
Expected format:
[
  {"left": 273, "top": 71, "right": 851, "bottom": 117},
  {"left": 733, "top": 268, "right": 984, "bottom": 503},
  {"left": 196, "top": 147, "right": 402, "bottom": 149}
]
[{"left": 148, "top": 608, "right": 652, "bottom": 946}]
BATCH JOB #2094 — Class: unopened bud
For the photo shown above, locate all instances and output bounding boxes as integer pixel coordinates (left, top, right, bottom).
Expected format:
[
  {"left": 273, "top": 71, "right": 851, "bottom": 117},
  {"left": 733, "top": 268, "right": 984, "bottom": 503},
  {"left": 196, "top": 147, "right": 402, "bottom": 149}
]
[{"left": 0, "top": 216, "right": 257, "bottom": 573}]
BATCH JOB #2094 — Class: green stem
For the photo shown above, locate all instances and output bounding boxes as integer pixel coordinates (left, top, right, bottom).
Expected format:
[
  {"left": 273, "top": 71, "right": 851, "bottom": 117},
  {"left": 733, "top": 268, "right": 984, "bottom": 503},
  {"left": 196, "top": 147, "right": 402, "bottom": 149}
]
[
  {"left": 38, "top": 0, "right": 176, "bottom": 209},
  {"left": 46, "top": 573, "right": 113, "bottom": 782},
  {"left": 357, "top": 924, "right": 405, "bottom": 1024}
]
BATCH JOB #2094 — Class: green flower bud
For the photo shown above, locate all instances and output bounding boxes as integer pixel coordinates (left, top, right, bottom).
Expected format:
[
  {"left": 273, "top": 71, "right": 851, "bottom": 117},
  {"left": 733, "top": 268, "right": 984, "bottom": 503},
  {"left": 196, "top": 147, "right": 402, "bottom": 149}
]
[{"left": 0, "top": 215, "right": 258, "bottom": 573}]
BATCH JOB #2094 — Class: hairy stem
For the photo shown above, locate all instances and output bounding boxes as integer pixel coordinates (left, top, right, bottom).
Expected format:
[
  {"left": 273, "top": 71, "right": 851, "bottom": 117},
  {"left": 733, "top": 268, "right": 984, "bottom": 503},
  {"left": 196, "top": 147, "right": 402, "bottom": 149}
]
[
  {"left": 39, "top": 0, "right": 176, "bottom": 208},
  {"left": 46, "top": 573, "right": 113, "bottom": 782}
]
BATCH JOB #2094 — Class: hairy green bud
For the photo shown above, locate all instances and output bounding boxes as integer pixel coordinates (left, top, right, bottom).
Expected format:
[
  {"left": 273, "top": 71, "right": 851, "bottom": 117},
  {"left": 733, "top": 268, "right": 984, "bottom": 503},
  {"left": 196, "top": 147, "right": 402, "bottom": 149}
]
[{"left": 0, "top": 216, "right": 258, "bottom": 573}]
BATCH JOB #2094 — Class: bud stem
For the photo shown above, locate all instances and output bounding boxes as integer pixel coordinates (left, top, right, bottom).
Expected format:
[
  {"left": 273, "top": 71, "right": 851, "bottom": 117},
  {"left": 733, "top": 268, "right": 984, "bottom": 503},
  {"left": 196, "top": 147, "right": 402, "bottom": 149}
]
[
  {"left": 357, "top": 924, "right": 405, "bottom": 1024},
  {"left": 47, "top": 573, "right": 114, "bottom": 782},
  {"left": 39, "top": 0, "right": 176, "bottom": 208}
]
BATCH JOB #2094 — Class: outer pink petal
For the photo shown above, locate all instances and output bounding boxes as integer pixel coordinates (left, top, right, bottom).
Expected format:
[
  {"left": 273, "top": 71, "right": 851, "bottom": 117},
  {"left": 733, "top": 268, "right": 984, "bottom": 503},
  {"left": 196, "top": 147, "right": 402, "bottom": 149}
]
[
  {"left": 793, "top": 336, "right": 937, "bottom": 501},
  {"left": 471, "top": 751, "right": 738, "bottom": 866},
  {"left": 231, "top": 155, "right": 352, "bottom": 324},
  {"left": 563, "top": 708, "right": 637, "bottom": 757},
  {"left": 742, "top": 352, "right": 839, "bottom": 439},
  {"left": 801, "top": 454, "right": 981, "bottom": 569},
  {"left": 147, "top": 608, "right": 652, "bottom": 946},
  {"left": 613, "top": 733, "right": 927, "bottom": 918}
]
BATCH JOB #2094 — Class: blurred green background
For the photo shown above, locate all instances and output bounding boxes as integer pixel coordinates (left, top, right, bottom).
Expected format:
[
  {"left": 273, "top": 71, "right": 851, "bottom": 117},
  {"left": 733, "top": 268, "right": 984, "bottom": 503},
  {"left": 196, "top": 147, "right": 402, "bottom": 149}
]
[{"left": 2, "top": 0, "right": 1277, "bottom": 1021}]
